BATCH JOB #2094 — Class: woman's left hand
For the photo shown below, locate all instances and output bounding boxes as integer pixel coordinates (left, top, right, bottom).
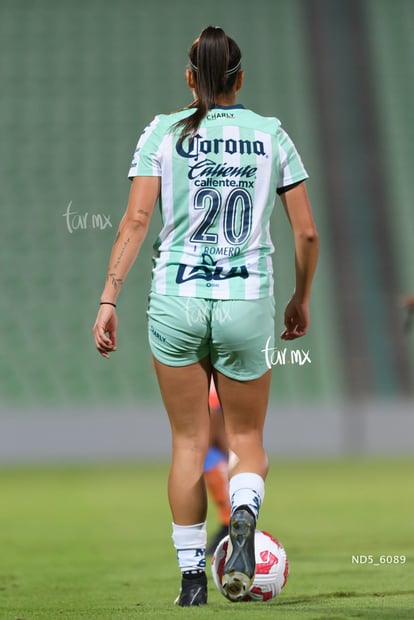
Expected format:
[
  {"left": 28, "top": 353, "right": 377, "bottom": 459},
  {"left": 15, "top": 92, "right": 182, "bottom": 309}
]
[{"left": 93, "top": 305, "right": 118, "bottom": 358}]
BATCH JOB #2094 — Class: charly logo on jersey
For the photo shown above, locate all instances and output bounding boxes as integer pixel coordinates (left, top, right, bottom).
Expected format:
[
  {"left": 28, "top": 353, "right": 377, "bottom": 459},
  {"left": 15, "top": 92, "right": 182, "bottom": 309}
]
[
  {"left": 206, "top": 111, "right": 235, "bottom": 121},
  {"left": 176, "top": 251, "right": 249, "bottom": 286},
  {"left": 176, "top": 133, "right": 267, "bottom": 161}
]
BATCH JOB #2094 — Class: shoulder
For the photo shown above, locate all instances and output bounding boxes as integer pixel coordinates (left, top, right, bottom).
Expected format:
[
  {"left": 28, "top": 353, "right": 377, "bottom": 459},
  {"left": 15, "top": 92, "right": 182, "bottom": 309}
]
[
  {"left": 152, "top": 109, "right": 193, "bottom": 131},
  {"left": 135, "top": 109, "right": 192, "bottom": 145},
  {"left": 237, "top": 108, "right": 282, "bottom": 134},
  {"left": 243, "top": 111, "right": 300, "bottom": 150},
  {"left": 135, "top": 112, "right": 179, "bottom": 148}
]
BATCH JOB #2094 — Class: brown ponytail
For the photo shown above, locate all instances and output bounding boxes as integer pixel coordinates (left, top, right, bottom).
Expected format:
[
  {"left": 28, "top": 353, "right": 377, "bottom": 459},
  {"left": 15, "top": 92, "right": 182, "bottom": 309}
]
[{"left": 174, "top": 26, "right": 242, "bottom": 144}]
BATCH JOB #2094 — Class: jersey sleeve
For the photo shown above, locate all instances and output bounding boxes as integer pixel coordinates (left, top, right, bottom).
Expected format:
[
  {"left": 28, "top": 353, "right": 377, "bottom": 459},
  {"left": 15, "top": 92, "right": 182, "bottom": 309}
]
[
  {"left": 128, "top": 116, "right": 163, "bottom": 178},
  {"left": 276, "top": 127, "right": 309, "bottom": 192}
]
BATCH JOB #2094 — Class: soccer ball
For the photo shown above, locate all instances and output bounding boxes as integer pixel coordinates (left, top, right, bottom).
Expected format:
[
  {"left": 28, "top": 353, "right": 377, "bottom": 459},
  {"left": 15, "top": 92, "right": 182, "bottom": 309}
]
[{"left": 211, "top": 530, "right": 289, "bottom": 602}]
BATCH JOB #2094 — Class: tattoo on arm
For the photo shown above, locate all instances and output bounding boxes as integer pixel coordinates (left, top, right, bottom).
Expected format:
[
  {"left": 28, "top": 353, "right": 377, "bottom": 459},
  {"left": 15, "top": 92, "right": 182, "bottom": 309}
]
[
  {"left": 113, "top": 237, "right": 131, "bottom": 270},
  {"left": 108, "top": 272, "right": 124, "bottom": 290}
]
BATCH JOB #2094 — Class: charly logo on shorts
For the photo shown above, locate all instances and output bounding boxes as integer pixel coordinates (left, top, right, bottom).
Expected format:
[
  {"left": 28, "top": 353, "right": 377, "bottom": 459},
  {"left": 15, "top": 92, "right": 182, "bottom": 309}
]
[
  {"left": 184, "top": 297, "right": 231, "bottom": 327},
  {"left": 262, "top": 337, "right": 311, "bottom": 368},
  {"left": 150, "top": 325, "right": 167, "bottom": 343}
]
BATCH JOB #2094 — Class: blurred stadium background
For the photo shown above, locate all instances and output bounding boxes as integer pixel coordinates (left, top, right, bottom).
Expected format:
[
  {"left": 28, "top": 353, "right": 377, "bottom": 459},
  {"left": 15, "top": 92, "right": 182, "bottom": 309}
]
[{"left": 0, "top": 0, "right": 413, "bottom": 463}]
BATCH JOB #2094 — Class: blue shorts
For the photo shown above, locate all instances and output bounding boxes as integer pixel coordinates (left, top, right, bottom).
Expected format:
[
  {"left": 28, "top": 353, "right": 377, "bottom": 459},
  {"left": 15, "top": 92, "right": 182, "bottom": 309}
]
[{"left": 147, "top": 292, "right": 275, "bottom": 381}]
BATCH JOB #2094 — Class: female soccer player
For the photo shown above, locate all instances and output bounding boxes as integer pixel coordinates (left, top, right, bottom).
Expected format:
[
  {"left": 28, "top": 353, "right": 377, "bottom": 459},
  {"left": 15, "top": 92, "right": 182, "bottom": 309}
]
[{"left": 93, "top": 26, "right": 318, "bottom": 606}]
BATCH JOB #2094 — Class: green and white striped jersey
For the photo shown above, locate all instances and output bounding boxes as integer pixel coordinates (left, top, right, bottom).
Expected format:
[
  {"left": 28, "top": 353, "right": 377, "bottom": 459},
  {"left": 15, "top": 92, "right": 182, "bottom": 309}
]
[{"left": 128, "top": 105, "right": 308, "bottom": 300}]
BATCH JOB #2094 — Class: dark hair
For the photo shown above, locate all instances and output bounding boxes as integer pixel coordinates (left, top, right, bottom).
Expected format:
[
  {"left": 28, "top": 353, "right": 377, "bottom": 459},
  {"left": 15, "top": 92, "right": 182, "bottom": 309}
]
[{"left": 174, "top": 26, "right": 242, "bottom": 143}]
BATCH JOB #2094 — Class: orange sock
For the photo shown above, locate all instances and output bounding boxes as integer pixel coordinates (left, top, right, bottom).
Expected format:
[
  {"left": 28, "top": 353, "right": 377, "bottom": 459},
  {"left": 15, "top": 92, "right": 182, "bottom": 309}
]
[{"left": 204, "top": 460, "right": 231, "bottom": 526}]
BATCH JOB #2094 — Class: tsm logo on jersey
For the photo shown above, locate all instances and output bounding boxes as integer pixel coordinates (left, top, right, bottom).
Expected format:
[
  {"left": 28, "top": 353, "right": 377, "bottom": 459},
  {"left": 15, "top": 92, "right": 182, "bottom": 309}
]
[
  {"left": 176, "top": 133, "right": 266, "bottom": 160},
  {"left": 176, "top": 252, "right": 249, "bottom": 286}
]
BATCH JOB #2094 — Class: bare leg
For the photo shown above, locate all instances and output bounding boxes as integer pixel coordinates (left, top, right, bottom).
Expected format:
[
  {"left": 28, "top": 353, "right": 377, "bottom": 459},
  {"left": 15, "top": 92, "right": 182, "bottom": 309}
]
[
  {"left": 208, "top": 405, "right": 228, "bottom": 454},
  {"left": 153, "top": 356, "right": 211, "bottom": 525},
  {"left": 212, "top": 369, "right": 272, "bottom": 480},
  {"left": 212, "top": 368, "right": 271, "bottom": 600}
]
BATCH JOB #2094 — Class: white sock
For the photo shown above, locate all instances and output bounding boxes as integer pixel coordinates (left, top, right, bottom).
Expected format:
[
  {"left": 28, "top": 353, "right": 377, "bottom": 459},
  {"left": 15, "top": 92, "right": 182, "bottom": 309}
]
[
  {"left": 229, "top": 472, "right": 265, "bottom": 521},
  {"left": 172, "top": 522, "right": 207, "bottom": 573}
]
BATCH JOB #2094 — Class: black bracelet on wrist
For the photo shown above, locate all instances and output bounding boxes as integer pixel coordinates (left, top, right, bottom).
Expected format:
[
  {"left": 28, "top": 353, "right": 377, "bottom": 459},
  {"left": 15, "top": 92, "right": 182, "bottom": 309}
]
[{"left": 99, "top": 301, "right": 117, "bottom": 308}]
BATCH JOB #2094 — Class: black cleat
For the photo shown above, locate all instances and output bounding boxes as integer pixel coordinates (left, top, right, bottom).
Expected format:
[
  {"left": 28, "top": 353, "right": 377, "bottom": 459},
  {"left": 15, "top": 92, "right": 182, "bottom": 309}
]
[
  {"left": 222, "top": 508, "right": 256, "bottom": 602},
  {"left": 206, "top": 524, "right": 229, "bottom": 555},
  {"left": 174, "top": 571, "right": 207, "bottom": 606}
]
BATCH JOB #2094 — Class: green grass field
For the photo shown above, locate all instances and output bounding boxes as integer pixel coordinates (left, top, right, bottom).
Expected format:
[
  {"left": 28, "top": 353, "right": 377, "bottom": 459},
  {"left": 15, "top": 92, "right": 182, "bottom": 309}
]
[{"left": 0, "top": 459, "right": 413, "bottom": 619}]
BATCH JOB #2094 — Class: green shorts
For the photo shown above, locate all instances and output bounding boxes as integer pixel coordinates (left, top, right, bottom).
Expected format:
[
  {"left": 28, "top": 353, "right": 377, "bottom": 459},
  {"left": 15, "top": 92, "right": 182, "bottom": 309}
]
[{"left": 147, "top": 292, "right": 275, "bottom": 381}]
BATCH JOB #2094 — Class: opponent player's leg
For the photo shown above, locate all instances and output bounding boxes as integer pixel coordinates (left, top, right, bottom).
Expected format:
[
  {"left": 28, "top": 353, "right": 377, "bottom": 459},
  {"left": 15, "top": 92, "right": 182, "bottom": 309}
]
[
  {"left": 204, "top": 454, "right": 230, "bottom": 553},
  {"left": 204, "top": 397, "right": 231, "bottom": 554},
  {"left": 153, "top": 356, "right": 211, "bottom": 606}
]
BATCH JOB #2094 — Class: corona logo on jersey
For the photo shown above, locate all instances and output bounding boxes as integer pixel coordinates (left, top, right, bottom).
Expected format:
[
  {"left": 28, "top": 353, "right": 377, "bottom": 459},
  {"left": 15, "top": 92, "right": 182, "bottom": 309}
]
[{"left": 176, "top": 133, "right": 267, "bottom": 160}]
